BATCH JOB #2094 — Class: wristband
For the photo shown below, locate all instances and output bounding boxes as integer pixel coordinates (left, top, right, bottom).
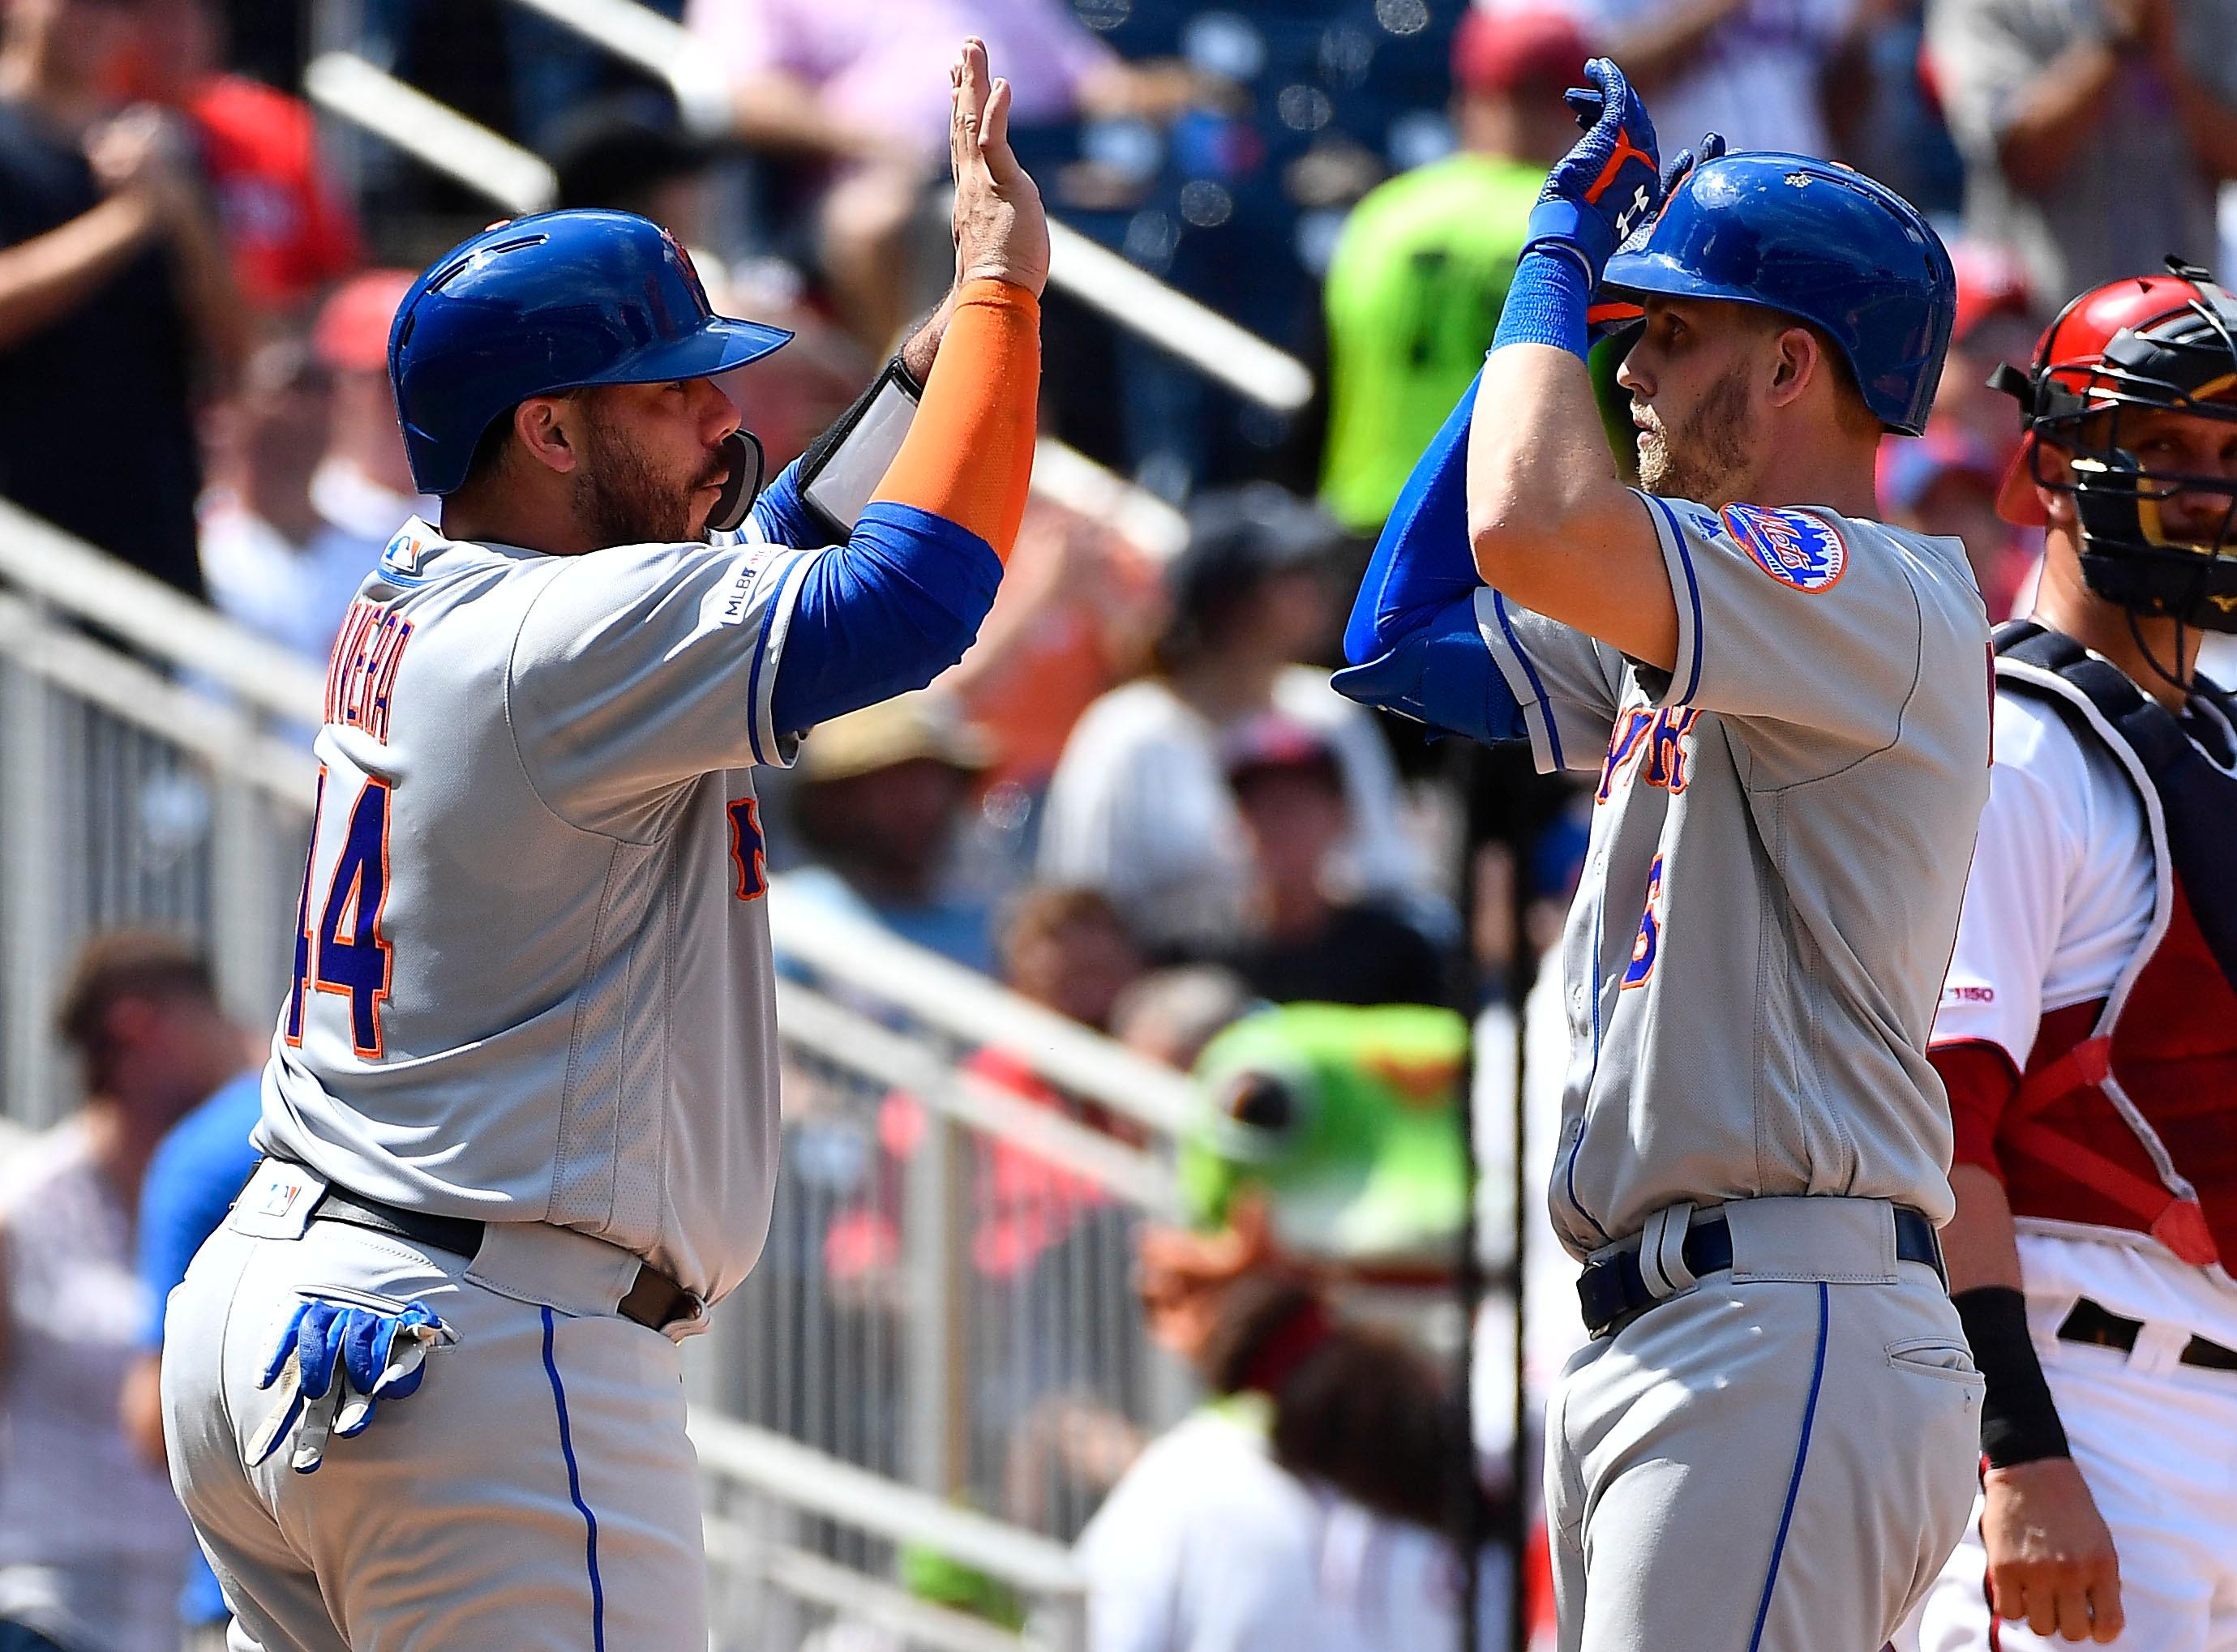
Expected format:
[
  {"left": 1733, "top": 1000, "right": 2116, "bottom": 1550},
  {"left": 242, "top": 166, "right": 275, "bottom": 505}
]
[
  {"left": 1490, "top": 249, "right": 1592, "bottom": 362},
  {"left": 1953, "top": 1285, "right": 2071, "bottom": 1467}
]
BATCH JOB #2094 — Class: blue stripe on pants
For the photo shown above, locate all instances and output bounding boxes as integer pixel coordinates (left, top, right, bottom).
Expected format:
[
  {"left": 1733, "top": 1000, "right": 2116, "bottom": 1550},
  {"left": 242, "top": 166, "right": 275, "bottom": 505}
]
[
  {"left": 1748, "top": 1281, "right": 1830, "bottom": 1652},
  {"left": 541, "top": 1306, "right": 606, "bottom": 1652}
]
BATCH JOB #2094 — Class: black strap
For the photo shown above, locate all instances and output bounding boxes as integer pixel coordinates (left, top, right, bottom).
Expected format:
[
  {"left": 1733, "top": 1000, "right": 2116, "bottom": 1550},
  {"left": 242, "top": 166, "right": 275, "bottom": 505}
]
[
  {"left": 1997, "top": 620, "right": 2237, "bottom": 990},
  {"left": 1576, "top": 1207, "right": 1944, "bottom": 1334},
  {"left": 2059, "top": 1296, "right": 2237, "bottom": 1372},
  {"left": 302, "top": 1172, "right": 695, "bottom": 1332},
  {"left": 313, "top": 1183, "right": 486, "bottom": 1261}
]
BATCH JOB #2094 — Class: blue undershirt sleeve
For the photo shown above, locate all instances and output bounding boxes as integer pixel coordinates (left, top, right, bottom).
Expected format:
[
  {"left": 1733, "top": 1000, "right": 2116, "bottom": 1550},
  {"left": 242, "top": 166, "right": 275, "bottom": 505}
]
[
  {"left": 767, "top": 501, "right": 1004, "bottom": 735},
  {"left": 1332, "top": 371, "right": 1528, "bottom": 747},
  {"left": 748, "top": 458, "right": 822, "bottom": 551},
  {"left": 1344, "top": 371, "right": 1487, "bottom": 663}
]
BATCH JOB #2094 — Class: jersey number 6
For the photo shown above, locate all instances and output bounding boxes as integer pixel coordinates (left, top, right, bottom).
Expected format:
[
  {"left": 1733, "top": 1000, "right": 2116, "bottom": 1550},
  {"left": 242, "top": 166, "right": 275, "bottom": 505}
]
[
  {"left": 1621, "top": 854, "right": 1665, "bottom": 991},
  {"left": 285, "top": 768, "right": 395, "bottom": 1059}
]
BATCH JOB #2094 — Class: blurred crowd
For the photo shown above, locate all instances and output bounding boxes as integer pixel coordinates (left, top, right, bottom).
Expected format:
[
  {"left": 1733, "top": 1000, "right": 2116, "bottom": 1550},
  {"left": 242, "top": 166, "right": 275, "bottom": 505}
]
[
  {"left": 6, "top": 0, "right": 2237, "bottom": 981},
  {"left": 6, "top": 0, "right": 2233, "bottom": 1006},
  {"left": 5, "top": 0, "right": 2237, "bottom": 1646}
]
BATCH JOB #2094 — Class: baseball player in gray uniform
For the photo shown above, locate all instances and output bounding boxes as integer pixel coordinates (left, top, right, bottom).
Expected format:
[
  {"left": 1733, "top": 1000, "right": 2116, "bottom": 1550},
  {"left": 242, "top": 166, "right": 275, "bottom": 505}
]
[
  {"left": 1335, "top": 62, "right": 1993, "bottom": 1652},
  {"left": 158, "top": 41, "right": 1044, "bottom": 1652}
]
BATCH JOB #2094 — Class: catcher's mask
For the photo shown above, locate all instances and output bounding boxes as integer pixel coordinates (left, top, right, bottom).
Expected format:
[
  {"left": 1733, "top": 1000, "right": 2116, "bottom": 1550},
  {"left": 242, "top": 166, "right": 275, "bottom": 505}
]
[{"left": 1993, "top": 256, "right": 2237, "bottom": 633}]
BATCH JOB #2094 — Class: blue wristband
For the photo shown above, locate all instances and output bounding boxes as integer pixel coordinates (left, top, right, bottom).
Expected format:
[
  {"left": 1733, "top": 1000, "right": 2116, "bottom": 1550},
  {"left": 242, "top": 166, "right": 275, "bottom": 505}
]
[{"left": 1490, "top": 249, "right": 1591, "bottom": 362}]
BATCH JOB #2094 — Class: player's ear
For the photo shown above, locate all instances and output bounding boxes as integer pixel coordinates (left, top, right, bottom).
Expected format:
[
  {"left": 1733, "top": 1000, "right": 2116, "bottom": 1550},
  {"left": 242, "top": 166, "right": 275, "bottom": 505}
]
[
  {"left": 2033, "top": 442, "right": 2080, "bottom": 528},
  {"left": 1766, "top": 324, "right": 1817, "bottom": 411},
  {"left": 515, "top": 396, "right": 581, "bottom": 476}
]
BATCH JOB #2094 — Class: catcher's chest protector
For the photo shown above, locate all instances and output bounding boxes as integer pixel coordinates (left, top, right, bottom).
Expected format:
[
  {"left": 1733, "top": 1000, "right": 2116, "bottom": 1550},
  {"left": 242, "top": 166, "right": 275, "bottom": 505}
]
[{"left": 1993, "top": 620, "right": 2237, "bottom": 1269}]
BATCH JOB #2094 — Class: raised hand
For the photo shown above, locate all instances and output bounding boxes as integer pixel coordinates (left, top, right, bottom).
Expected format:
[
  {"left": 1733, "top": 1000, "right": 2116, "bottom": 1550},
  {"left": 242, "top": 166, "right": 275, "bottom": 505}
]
[
  {"left": 1523, "top": 58, "right": 1663, "bottom": 287},
  {"left": 1657, "top": 131, "right": 1727, "bottom": 212},
  {"left": 86, "top": 105, "right": 204, "bottom": 234},
  {"left": 949, "top": 36, "right": 1049, "bottom": 297}
]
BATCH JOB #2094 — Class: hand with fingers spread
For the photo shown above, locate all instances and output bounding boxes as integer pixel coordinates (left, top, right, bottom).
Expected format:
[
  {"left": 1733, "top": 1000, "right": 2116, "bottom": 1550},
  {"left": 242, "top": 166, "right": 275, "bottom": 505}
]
[
  {"left": 948, "top": 36, "right": 1048, "bottom": 298},
  {"left": 1983, "top": 1457, "right": 2127, "bottom": 1643},
  {"left": 1524, "top": 58, "right": 1663, "bottom": 289}
]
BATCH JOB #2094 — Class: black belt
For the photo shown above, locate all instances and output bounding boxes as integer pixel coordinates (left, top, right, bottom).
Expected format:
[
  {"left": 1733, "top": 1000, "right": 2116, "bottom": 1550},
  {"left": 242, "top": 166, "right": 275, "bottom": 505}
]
[
  {"left": 1577, "top": 1206, "right": 1945, "bottom": 1335},
  {"left": 2058, "top": 1297, "right": 2237, "bottom": 1373},
  {"left": 303, "top": 1179, "right": 701, "bottom": 1333}
]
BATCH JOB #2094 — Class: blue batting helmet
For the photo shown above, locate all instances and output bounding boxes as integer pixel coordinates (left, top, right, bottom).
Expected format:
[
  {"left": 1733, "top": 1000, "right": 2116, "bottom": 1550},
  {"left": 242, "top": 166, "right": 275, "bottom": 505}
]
[
  {"left": 388, "top": 210, "right": 793, "bottom": 495},
  {"left": 1601, "top": 152, "right": 1956, "bottom": 436}
]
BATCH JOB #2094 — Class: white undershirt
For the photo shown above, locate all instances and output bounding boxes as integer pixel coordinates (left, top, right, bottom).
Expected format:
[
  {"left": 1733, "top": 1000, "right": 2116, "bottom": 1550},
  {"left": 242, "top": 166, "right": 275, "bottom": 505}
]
[
  {"left": 1932, "top": 691, "right": 2153, "bottom": 1068},
  {"left": 1076, "top": 1402, "right": 1502, "bottom": 1652}
]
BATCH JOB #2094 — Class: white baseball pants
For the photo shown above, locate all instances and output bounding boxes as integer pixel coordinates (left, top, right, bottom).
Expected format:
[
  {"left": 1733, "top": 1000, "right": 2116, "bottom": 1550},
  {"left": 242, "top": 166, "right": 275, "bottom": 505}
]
[
  {"left": 159, "top": 1174, "right": 707, "bottom": 1651},
  {"left": 1904, "top": 1321, "right": 2237, "bottom": 1651}
]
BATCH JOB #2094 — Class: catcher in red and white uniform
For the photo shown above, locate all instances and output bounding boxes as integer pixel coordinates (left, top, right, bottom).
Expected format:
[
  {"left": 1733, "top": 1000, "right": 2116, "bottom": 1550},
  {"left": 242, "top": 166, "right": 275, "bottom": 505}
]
[{"left": 1901, "top": 259, "right": 2237, "bottom": 1650}]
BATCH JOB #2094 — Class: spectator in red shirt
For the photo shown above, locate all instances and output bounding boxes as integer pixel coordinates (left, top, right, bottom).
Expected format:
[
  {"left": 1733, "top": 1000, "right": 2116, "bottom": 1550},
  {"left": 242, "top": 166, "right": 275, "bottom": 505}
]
[
  {"left": 306, "top": 268, "right": 431, "bottom": 551},
  {"left": 111, "top": 0, "right": 360, "bottom": 317}
]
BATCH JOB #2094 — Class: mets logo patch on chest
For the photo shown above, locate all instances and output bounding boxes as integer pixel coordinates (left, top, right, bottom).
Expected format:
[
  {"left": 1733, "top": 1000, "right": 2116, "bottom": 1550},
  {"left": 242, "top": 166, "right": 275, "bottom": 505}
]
[{"left": 1718, "top": 502, "right": 1847, "bottom": 593}]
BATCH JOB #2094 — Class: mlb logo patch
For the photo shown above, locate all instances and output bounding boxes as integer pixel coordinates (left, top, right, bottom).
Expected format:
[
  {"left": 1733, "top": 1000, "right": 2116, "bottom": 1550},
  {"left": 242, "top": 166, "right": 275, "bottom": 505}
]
[
  {"left": 229, "top": 1159, "right": 328, "bottom": 1239},
  {"left": 259, "top": 1178, "right": 305, "bottom": 1218},
  {"left": 1718, "top": 503, "right": 1847, "bottom": 593},
  {"left": 382, "top": 529, "right": 427, "bottom": 576}
]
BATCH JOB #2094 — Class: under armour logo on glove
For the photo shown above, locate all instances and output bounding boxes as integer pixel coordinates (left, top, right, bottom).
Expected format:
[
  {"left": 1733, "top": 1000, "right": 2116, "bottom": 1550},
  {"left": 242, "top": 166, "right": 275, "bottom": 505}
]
[
  {"left": 1521, "top": 58, "right": 1662, "bottom": 286},
  {"left": 248, "top": 1297, "right": 456, "bottom": 1474},
  {"left": 1611, "top": 181, "right": 1654, "bottom": 242}
]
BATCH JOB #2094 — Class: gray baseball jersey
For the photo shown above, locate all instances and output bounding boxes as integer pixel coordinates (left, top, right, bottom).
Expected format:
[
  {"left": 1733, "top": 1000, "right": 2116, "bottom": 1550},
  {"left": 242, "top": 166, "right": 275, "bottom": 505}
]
[
  {"left": 255, "top": 511, "right": 821, "bottom": 1303},
  {"left": 1477, "top": 494, "right": 1992, "bottom": 1260}
]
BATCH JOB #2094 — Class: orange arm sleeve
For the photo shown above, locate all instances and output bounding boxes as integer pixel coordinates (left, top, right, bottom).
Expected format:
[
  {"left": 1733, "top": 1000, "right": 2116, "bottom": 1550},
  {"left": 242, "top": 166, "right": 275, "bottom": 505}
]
[
  {"left": 870, "top": 277, "right": 1040, "bottom": 561},
  {"left": 1930, "top": 1038, "right": 2021, "bottom": 1178}
]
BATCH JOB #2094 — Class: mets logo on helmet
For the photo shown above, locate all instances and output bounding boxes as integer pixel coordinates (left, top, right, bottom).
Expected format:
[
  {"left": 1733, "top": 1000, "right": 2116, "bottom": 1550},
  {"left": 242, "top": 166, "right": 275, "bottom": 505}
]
[{"left": 1717, "top": 503, "right": 1848, "bottom": 593}]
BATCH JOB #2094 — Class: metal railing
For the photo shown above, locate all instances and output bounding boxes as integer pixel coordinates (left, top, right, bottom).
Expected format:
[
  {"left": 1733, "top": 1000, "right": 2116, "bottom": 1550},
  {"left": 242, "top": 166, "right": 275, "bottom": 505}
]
[
  {"left": 693, "top": 1414, "right": 1087, "bottom": 1652},
  {"left": 302, "top": 49, "right": 1196, "bottom": 563},
  {"left": 305, "top": 21, "right": 1314, "bottom": 414},
  {"left": 0, "top": 507, "right": 1193, "bottom": 1642}
]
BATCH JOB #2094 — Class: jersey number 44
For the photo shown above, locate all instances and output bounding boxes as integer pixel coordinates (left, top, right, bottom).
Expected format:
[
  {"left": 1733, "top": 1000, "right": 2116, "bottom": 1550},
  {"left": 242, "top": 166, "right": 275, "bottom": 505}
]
[{"left": 286, "top": 768, "right": 394, "bottom": 1059}]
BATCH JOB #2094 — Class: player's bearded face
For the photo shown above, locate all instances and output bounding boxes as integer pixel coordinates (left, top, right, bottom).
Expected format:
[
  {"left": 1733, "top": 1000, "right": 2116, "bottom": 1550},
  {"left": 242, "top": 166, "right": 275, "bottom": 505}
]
[
  {"left": 1635, "top": 359, "right": 1755, "bottom": 504},
  {"left": 571, "top": 393, "right": 729, "bottom": 546}
]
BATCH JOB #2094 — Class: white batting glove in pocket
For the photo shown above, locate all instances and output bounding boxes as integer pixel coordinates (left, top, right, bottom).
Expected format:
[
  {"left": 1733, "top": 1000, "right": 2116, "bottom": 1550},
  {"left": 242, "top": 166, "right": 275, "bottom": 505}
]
[{"left": 248, "top": 1294, "right": 457, "bottom": 1474}]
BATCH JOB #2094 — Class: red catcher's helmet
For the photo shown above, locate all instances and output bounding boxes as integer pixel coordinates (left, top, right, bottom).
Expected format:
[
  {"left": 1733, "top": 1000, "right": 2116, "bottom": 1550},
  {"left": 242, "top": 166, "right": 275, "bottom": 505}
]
[{"left": 1994, "top": 258, "right": 2237, "bottom": 630}]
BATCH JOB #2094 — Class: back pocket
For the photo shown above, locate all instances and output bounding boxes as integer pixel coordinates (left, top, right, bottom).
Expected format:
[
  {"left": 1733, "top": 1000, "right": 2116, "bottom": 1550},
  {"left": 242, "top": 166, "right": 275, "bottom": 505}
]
[{"left": 1887, "top": 1336, "right": 1985, "bottom": 1387}]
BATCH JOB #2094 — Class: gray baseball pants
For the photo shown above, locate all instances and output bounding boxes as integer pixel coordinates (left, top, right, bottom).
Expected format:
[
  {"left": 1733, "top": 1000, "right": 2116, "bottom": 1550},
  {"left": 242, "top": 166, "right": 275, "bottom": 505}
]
[
  {"left": 159, "top": 1177, "right": 707, "bottom": 1652},
  {"left": 1545, "top": 1196, "right": 1984, "bottom": 1652}
]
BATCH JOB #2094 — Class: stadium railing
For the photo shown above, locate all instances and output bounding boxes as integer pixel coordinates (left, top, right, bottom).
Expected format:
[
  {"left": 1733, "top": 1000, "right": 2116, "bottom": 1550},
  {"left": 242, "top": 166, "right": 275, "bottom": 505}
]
[
  {"left": 302, "top": 19, "right": 1314, "bottom": 415},
  {"left": 302, "top": 48, "right": 1195, "bottom": 567},
  {"left": 693, "top": 1410, "right": 1090, "bottom": 1651},
  {"left": 0, "top": 503, "right": 1193, "bottom": 1644}
]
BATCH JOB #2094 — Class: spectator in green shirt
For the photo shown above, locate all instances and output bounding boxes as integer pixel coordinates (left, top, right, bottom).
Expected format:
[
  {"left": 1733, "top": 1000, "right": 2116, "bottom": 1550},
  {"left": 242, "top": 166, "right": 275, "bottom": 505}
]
[{"left": 1318, "top": 11, "right": 1589, "bottom": 534}]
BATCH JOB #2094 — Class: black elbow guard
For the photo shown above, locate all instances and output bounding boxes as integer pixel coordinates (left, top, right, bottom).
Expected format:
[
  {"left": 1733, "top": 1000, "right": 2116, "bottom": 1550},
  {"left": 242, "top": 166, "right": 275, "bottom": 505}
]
[{"left": 795, "top": 355, "right": 924, "bottom": 540}]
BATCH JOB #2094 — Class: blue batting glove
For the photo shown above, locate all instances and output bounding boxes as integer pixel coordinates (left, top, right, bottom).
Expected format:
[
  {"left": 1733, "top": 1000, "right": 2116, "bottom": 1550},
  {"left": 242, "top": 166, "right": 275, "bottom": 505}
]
[
  {"left": 1575, "top": 131, "right": 1725, "bottom": 349},
  {"left": 1657, "top": 131, "right": 1726, "bottom": 206},
  {"left": 1523, "top": 58, "right": 1661, "bottom": 287},
  {"left": 249, "top": 1297, "right": 455, "bottom": 1474}
]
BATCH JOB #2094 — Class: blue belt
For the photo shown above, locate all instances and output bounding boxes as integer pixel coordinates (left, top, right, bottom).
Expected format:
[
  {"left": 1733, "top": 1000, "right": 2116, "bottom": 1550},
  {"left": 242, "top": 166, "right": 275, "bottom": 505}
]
[{"left": 1576, "top": 1205, "right": 1945, "bottom": 1335}]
